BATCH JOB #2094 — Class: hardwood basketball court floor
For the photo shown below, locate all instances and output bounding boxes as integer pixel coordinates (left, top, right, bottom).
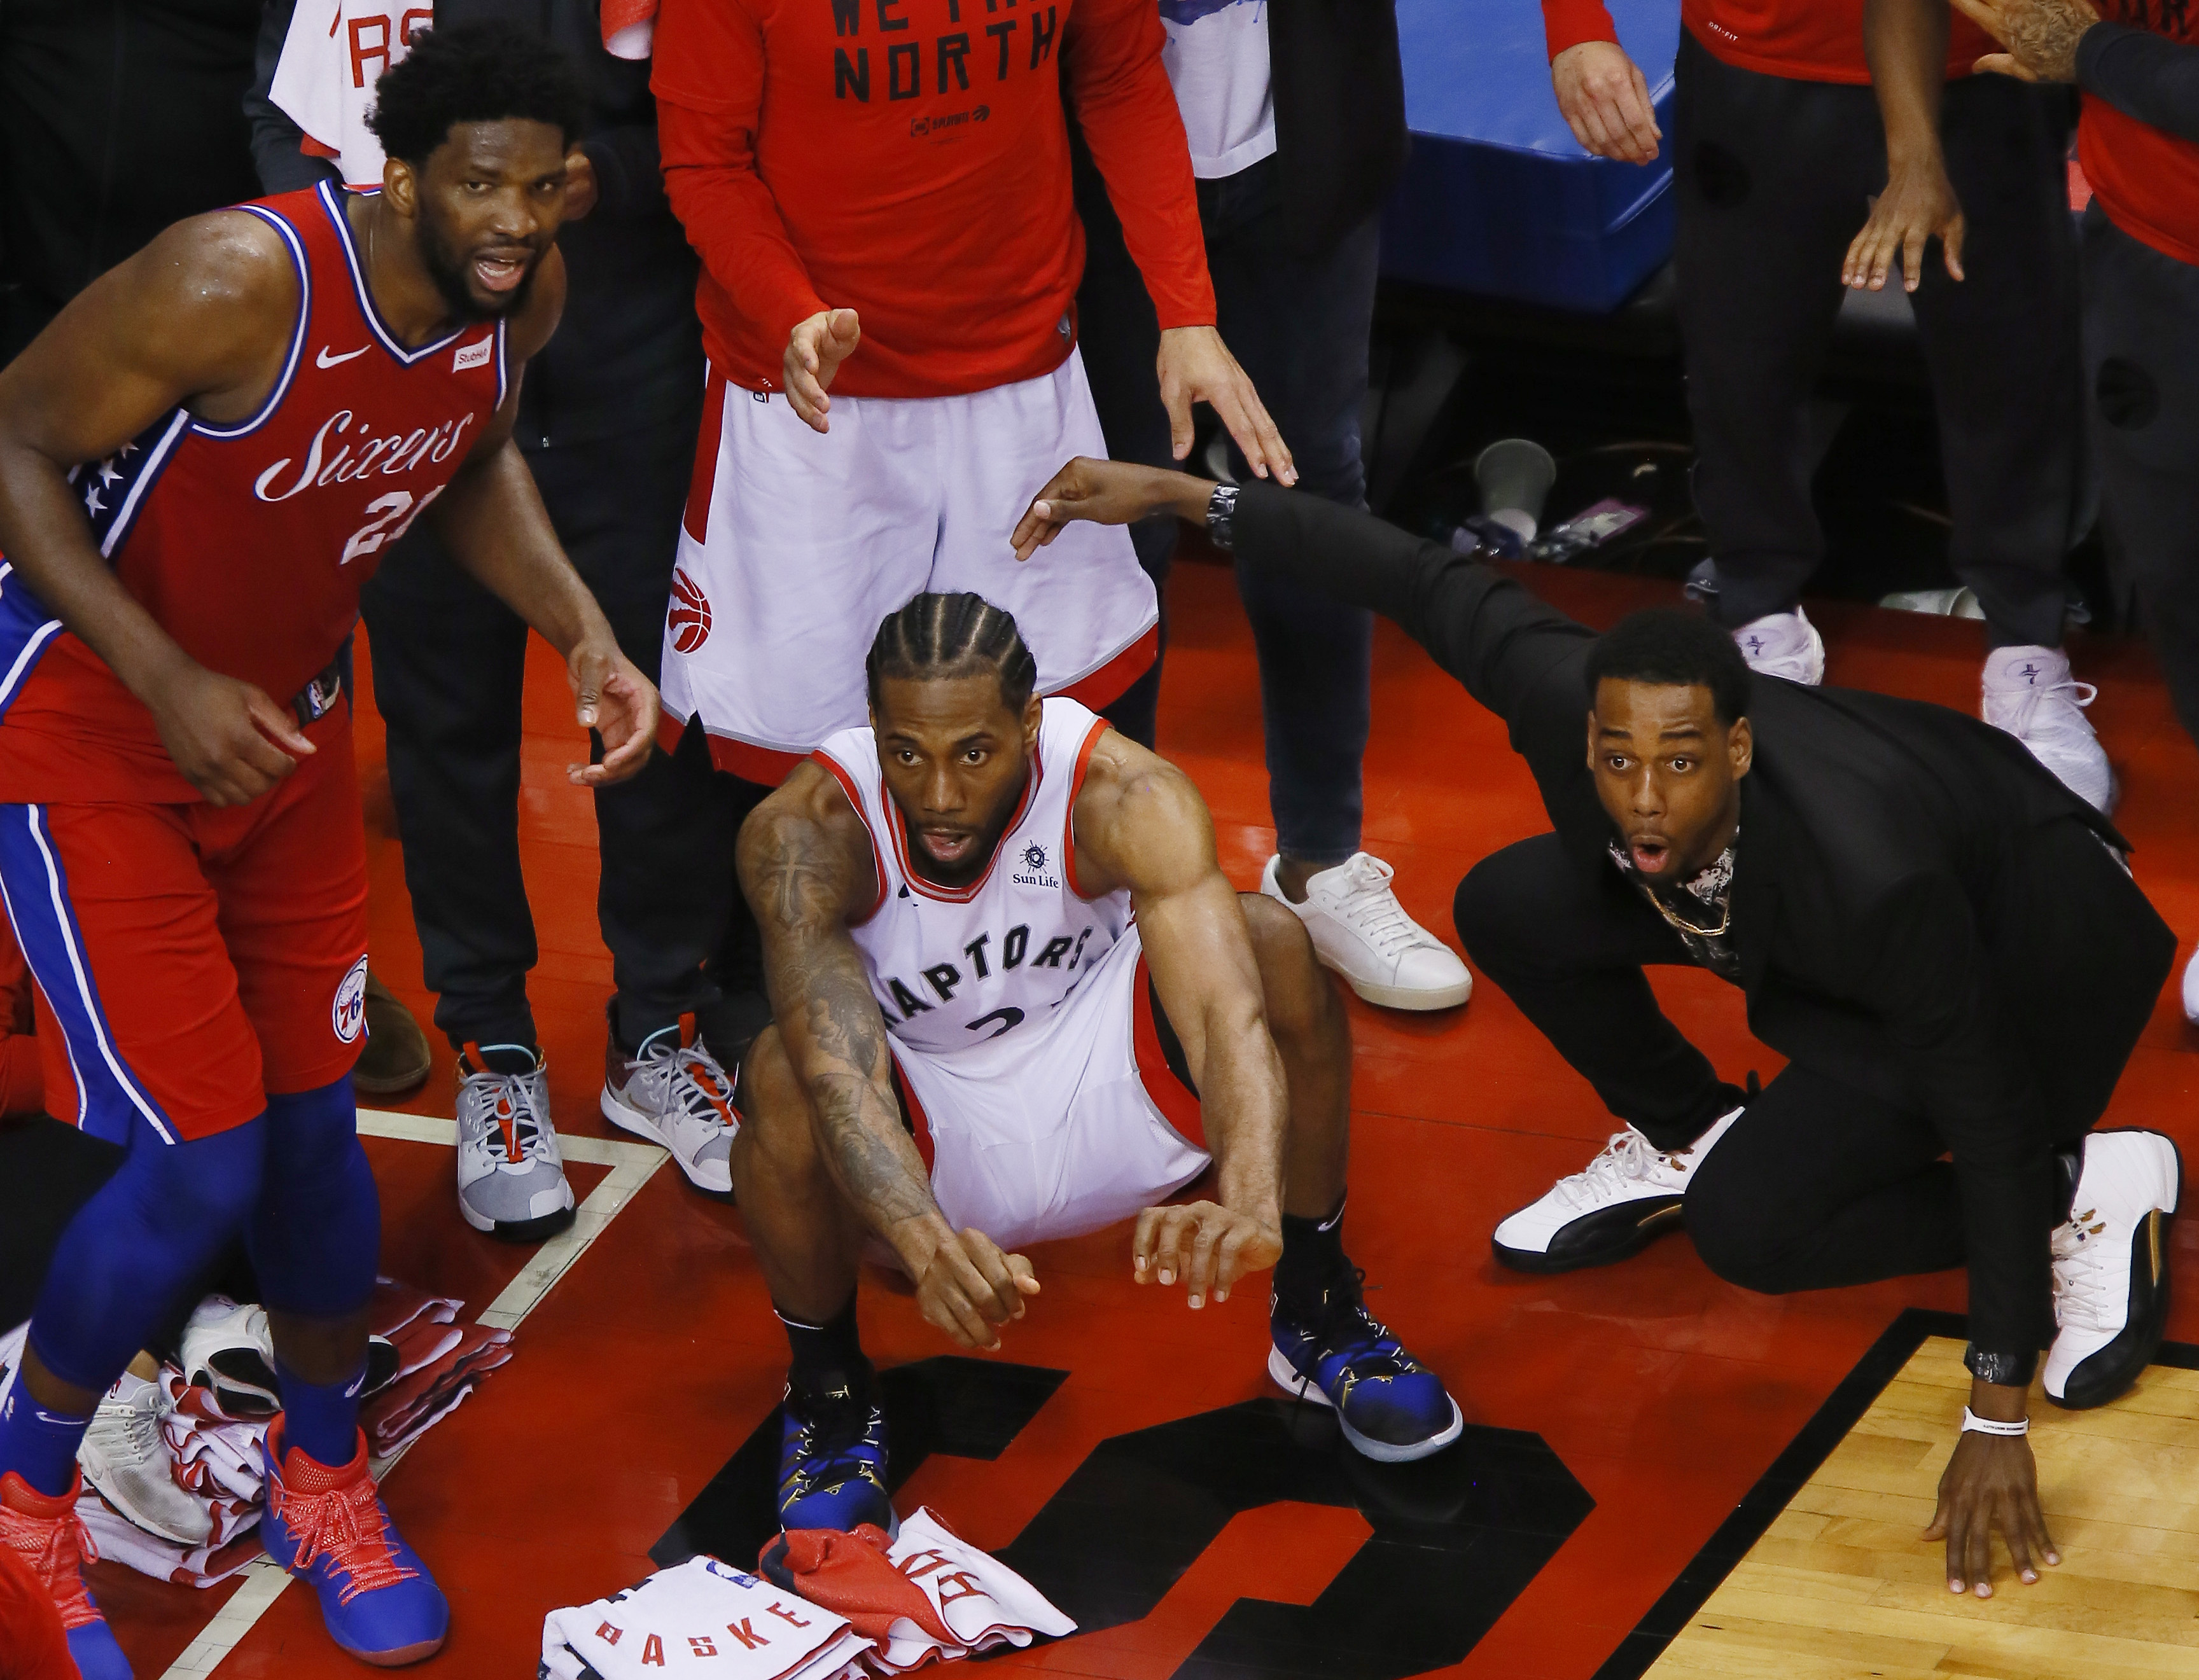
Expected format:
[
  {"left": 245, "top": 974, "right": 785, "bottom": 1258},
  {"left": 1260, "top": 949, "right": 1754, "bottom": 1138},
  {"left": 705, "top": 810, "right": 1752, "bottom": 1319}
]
[{"left": 87, "top": 558, "right": 2199, "bottom": 1680}]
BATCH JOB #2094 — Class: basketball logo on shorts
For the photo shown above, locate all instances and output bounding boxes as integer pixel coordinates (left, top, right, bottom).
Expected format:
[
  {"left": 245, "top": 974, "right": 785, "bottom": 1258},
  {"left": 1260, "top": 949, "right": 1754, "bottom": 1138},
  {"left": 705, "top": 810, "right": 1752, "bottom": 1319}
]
[
  {"left": 333, "top": 956, "right": 369, "bottom": 1045},
  {"left": 669, "top": 567, "right": 712, "bottom": 653}
]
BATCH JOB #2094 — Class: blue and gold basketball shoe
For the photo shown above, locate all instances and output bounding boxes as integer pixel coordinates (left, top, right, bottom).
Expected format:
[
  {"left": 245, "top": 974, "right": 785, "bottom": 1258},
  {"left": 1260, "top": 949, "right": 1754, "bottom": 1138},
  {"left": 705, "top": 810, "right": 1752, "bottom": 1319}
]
[
  {"left": 1269, "top": 1270, "right": 1463, "bottom": 1462},
  {"left": 778, "top": 1366, "right": 897, "bottom": 1536}
]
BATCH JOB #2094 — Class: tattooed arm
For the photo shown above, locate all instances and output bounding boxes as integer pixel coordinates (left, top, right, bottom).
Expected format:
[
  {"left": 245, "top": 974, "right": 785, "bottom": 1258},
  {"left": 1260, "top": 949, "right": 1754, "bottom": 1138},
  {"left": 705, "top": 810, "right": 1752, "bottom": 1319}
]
[{"left": 737, "top": 762, "right": 1041, "bottom": 1350}]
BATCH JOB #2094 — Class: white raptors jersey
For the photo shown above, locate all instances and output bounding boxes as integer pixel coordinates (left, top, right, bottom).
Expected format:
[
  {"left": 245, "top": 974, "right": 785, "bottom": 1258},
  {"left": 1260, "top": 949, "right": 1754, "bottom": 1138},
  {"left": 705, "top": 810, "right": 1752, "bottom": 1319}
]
[
  {"left": 271, "top": 1, "right": 433, "bottom": 188},
  {"left": 812, "top": 698, "right": 1131, "bottom": 1059}
]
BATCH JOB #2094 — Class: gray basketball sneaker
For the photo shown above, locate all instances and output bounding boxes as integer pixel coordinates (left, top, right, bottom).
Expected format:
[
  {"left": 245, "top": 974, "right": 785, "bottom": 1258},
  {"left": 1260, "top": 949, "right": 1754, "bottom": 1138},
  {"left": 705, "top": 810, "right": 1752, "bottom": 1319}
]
[{"left": 455, "top": 1043, "right": 574, "bottom": 1243}]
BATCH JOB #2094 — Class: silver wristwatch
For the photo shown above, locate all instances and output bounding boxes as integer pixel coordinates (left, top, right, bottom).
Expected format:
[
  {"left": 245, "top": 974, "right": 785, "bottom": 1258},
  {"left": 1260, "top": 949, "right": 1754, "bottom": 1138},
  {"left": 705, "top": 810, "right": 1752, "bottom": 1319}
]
[{"left": 1205, "top": 482, "right": 1240, "bottom": 551}]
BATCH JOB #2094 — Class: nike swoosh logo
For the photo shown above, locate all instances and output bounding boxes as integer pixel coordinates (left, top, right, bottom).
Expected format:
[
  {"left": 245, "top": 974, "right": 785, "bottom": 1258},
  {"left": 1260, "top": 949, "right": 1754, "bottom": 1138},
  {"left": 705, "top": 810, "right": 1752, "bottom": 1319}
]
[{"left": 316, "top": 345, "right": 370, "bottom": 368}]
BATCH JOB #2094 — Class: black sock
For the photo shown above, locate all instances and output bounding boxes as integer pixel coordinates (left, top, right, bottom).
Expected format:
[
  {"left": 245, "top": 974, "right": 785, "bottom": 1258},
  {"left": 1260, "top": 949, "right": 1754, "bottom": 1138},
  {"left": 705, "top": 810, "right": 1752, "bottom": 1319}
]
[
  {"left": 778, "top": 1293, "right": 865, "bottom": 1385},
  {"left": 2054, "top": 1143, "right": 2084, "bottom": 1224},
  {"left": 1274, "top": 1198, "right": 1349, "bottom": 1309}
]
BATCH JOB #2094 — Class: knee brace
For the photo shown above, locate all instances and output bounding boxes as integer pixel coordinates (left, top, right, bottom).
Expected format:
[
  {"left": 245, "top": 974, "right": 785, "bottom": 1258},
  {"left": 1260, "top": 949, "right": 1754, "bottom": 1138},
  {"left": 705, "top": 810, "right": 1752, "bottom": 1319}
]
[
  {"left": 248, "top": 1075, "right": 379, "bottom": 1320},
  {"left": 28, "top": 1113, "right": 266, "bottom": 1392}
]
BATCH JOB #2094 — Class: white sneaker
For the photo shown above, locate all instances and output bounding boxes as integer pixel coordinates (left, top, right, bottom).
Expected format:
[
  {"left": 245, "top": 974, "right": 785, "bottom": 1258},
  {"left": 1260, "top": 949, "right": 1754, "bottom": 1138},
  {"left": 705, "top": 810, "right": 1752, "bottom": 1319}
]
[
  {"left": 2183, "top": 947, "right": 2199, "bottom": 1027},
  {"left": 2044, "top": 1128, "right": 2180, "bottom": 1409},
  {"left": 79, "top": 1372, "right": 209, "bottom": 1546},
  {"left": 1492, "top": 1108, "right": 1742, "bottom": 1273},
  {"left": 1259, "top": 853, "right": 1472, "bottom": 1011},
  {"left": 1731, "top": 608, "right": 1825, "bottom": 684},
  {"left": 601, "top": 1017, "right": 737, "bottom": 1200},
  {"left": 456, "top": 1043, "right": 575, "bottom": 1242},
  {"left": 179, "top": 1295, "right": 277, "bottom": 1413},
  {"left": 1981, "top": 645, "right": 2115, "bottom": 814}
]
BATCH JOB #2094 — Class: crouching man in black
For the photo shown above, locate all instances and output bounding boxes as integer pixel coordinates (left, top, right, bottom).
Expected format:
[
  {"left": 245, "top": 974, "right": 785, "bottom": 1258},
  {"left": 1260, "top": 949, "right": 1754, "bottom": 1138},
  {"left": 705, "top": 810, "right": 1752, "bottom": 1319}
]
[{"left": 1012, "top": 454, "right": 2181, "bottom": 1602}]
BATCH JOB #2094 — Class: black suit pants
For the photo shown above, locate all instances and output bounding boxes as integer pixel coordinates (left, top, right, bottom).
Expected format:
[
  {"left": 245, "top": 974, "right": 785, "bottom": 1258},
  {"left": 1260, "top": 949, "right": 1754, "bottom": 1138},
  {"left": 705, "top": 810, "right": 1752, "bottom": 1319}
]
[
  {"left": 361, "top": 403, "right": 760, "bottom": 1054},
  {"left": 1673, "top": 31, "right": 2081, "bottom": 648},
  {"left": 1455, "top": 833, "right": 1974, "bottom": 1297}
]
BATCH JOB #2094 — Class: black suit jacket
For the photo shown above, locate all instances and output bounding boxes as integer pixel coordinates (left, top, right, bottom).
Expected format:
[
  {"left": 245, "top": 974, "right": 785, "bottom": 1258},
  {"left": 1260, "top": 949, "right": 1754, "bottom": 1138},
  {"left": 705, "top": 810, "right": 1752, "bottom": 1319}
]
[{"left": 1234, "top": 482, "right": 2176, "bottom": 1353}]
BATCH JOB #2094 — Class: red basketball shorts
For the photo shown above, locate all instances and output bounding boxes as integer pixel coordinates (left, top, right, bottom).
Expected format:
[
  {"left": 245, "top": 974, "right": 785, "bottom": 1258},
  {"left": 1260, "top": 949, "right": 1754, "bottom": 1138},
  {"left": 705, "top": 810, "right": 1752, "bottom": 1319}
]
[{"left": 0, "top": 718, "right": 368, "bottom": 1144}]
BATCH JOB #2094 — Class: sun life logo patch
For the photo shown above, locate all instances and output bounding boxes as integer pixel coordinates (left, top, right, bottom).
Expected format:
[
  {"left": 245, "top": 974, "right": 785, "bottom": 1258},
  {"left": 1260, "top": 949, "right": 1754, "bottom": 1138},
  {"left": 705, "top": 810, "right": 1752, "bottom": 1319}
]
[{"left": 333, "top": 955, "right": 370, "bottom": 1045}]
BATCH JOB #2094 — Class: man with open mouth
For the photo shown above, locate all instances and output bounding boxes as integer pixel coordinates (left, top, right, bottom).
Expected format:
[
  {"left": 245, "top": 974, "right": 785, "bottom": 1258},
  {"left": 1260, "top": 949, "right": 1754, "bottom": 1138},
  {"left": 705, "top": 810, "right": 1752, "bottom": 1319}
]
[{"left": 1014, "top": 452, "right": 2181, "bottom": 1607}]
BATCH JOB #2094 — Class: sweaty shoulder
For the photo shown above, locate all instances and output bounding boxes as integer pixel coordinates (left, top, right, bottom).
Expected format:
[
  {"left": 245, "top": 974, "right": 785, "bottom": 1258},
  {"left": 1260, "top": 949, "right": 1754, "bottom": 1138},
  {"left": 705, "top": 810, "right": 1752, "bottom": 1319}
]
[
  {"left": 0, "top": 208, "right": 302, "bottom": 456},
  {"left": 1071, "top": 730, "right": 1216, "bottom": 898},
  {"left": 739, "top": 758, "right": 883, "bottom": 929},
  {"left": 126, "top": 210, "right": 302, "bottom": 367}
]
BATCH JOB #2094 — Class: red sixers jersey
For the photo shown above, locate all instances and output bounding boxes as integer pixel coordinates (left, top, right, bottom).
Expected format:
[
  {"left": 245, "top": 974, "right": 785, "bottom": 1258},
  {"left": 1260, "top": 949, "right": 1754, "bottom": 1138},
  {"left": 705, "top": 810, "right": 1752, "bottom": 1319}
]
[{"left": 0, "top": 181, "right": 507, "bottom": 802}]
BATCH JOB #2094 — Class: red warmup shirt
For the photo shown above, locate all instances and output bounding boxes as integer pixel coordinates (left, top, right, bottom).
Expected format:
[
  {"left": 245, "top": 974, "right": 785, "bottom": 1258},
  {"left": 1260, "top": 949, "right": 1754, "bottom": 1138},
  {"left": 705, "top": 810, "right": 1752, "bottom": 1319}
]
[
  {"left": 652, "top": 0, "right": 1217, "bottom": 399},
  {"left": 2082, "top": 1, "right": 2199, "bottom": 264},
  {"left": 1542, "top": 0, "right": 1992, "bottom": 84}
]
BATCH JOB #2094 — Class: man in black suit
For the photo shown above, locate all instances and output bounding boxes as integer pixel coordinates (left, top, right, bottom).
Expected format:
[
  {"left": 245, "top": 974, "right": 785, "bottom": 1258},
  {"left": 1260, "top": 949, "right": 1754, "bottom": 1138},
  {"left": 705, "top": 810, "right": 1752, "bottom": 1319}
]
[{"left": 1012, "top": 454, "right": 2182, "bottom": 1603}]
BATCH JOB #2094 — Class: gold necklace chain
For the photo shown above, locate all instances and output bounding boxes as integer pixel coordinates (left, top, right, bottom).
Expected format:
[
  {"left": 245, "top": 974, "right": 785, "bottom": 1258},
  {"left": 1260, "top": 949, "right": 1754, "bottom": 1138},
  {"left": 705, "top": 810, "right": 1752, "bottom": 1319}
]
[{"left": 1642, "top": 886, "right": 1732, "bottom": 940}]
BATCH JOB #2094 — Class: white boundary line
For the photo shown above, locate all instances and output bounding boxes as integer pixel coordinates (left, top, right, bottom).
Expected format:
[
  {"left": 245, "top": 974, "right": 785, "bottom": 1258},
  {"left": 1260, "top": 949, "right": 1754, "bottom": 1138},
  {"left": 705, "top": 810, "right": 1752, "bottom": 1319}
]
[{"left": 157, "top": 1108, "right": 667, "bottom": 1679}]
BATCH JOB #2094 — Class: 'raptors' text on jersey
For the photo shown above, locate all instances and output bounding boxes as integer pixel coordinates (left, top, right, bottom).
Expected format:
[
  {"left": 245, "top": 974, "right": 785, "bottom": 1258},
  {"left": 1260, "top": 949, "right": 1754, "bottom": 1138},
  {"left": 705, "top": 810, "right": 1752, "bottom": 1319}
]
[
  {"left": 0, "top": 181, "right": 506, "bottom": 802},
  {"left": 813, "top": 698, "right": 1129, "bottom": 1056}
]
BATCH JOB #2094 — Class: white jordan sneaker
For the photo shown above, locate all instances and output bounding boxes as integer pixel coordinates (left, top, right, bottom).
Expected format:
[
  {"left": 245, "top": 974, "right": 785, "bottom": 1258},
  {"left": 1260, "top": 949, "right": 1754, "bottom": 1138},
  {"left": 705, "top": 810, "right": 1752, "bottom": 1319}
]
[
  {"left": 1731, "top": 609, "right": 1825, "bottom": 684},
  {"left": 456, "top": 1044, "right": 575, "bottom": 1243},
  {"left": 601, "top": 1016, "right": 737, "bottom": 1200},
  {"left": 1493, "top": 1108, "right": 1743, "bottom": 1273},
  {"left": 2183, "top": 948, "right": 2199, "bottom": 1027},
  {"left": 1981, "top": 645, "right": 2115, "bottom": 814},
  {"left": 1260, "top": 853, "right": 1472, "bottom": 1011},
  {"left": 2044, "top": 1128, "right": 2180, "bottom": 1409},
  {"left": 79, "top": 1372, "right": 209, "bottom": 1546},
  {"left": 179, "top": 1295, "right": 277, "bottom": 1413}
]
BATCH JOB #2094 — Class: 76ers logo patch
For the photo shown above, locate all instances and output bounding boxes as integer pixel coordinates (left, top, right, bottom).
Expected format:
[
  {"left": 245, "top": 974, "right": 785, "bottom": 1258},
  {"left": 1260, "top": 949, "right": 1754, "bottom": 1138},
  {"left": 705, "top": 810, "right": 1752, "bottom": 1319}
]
[
  {"left": 669, "top": 567, "right": 712, "bottom": 653},
  {"left": 333, "top": 955, "right": 370, "bottom": 1045}
]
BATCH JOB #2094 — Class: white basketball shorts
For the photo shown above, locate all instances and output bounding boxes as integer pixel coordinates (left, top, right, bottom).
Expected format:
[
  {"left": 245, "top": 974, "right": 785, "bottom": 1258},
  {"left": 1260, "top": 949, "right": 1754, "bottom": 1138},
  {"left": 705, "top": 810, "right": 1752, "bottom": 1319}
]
[
  {"left": 888, "top": 926, "right": 1210, "bottom": 1254},
  {"left": 660, "top": 347, "right": 1160, "bottom": 783}
]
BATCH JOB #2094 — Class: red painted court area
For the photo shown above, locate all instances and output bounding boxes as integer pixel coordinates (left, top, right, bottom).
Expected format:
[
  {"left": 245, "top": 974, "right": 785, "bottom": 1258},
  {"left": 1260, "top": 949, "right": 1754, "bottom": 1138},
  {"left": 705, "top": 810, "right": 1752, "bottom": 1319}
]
[{"left": 91, "top": 557, "right": 2199, "bottom": 1680}]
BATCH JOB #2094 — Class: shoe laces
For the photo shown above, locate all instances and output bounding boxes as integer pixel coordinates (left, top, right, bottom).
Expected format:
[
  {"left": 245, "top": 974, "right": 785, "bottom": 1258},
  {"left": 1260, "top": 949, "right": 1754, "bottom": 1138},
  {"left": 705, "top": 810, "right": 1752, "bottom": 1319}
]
[
  {"left": 785, "top": 1378, "right": 887, "bottom": 1501},
  {"left": 1320, "top": 856, "right": 1436, "bottom": 959},
  {"left": 633, "top": 1027, "right": 736, "bottom": 1139},
  {"left": 102, "top": 1383, "right": 167, "bottom": 1464},
  {"left": 2050, "top": 1206, "right": 2116, "bottom": 1333},
  {"left": 1554, "top": 1127, "right": 1685, "bottom": 1211},
  {"left": 269, "top": 1461, "right": 416, "bottom": 1606},
  {"left": 1280, "top": 1270, "right": 1419, "bottom": 1391},
  {"left": 461, "top": 1050, "right": 552, "bottom": 1166},
  {"left": 0, "top": 1494, "right": 102, "bottom": 1630},
  {"left": 1984, "top": 670, "right": 2098, "bottom": 744}
]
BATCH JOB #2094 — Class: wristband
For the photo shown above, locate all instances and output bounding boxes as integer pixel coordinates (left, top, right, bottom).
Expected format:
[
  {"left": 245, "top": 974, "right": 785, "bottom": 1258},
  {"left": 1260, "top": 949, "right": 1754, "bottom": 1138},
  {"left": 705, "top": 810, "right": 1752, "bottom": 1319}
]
[
  {"left": 1960, "top": 1406, "right": 2030, "bottom": 1438},
  {"left": 1963, "top": 1343, "right": 2036, "bottom": 1387},
  {"left": 1206, "top": 482, "right": 1240, "bottom": 551}
]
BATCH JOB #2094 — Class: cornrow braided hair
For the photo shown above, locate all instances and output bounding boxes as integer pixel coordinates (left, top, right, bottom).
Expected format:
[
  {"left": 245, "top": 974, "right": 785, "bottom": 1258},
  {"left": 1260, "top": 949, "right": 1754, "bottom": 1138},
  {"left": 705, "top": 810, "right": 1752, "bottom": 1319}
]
[{"left": 865, "top": 593, "right": 1039, "bottom": 717}]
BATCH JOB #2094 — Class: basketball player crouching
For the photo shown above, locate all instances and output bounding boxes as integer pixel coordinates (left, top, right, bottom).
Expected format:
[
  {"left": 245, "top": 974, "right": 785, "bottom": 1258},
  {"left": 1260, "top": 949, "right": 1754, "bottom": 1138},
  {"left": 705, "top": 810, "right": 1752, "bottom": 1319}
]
[{"left": 732, "top": 593, "right": 1461, "bottom": 1531}]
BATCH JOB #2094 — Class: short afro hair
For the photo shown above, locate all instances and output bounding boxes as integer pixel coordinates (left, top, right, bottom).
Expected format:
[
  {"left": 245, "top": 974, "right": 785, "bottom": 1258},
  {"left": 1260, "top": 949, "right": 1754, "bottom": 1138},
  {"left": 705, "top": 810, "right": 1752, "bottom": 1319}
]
[
  {"left": 1584, "top": 607, "right": 1753, "bottom": 728},
  {"left": 366, "top": 20, "right": 586, "bottom": 170}
]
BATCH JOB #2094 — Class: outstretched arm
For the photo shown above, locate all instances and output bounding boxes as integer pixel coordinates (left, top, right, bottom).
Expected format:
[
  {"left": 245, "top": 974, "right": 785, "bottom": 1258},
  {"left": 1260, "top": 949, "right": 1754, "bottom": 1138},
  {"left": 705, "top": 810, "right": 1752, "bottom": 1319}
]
[
  {"left": 1073, "top": 733, "right": 1285, "bottom": 1308},
  {"left": 739, "top": 767, "right": 1041, "bottom": 1349},
  {"left": 1013, "top": 456, "right": 1595, "bottom": 740}
]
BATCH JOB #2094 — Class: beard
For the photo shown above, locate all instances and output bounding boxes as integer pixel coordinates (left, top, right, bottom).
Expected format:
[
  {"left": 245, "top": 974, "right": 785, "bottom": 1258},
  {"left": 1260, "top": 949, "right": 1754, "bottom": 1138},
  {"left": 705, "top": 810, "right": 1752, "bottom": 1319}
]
[{"left": 415, "top": 212, "right": 540, "bottom": 323}]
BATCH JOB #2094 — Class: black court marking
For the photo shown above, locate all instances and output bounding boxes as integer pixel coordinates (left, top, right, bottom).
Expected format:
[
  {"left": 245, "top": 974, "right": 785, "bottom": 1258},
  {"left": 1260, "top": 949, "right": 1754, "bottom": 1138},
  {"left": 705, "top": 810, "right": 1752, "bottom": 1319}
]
[
  {"left": 660, "top": 1358, "right": 1595, "bottom": 1679},
  {"left": 999, "top": 1398, "right": 1593, "bottom": 1680},
  {"left": 1592, "top": 1308, "right": 2199, "bottom": 1679}
]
